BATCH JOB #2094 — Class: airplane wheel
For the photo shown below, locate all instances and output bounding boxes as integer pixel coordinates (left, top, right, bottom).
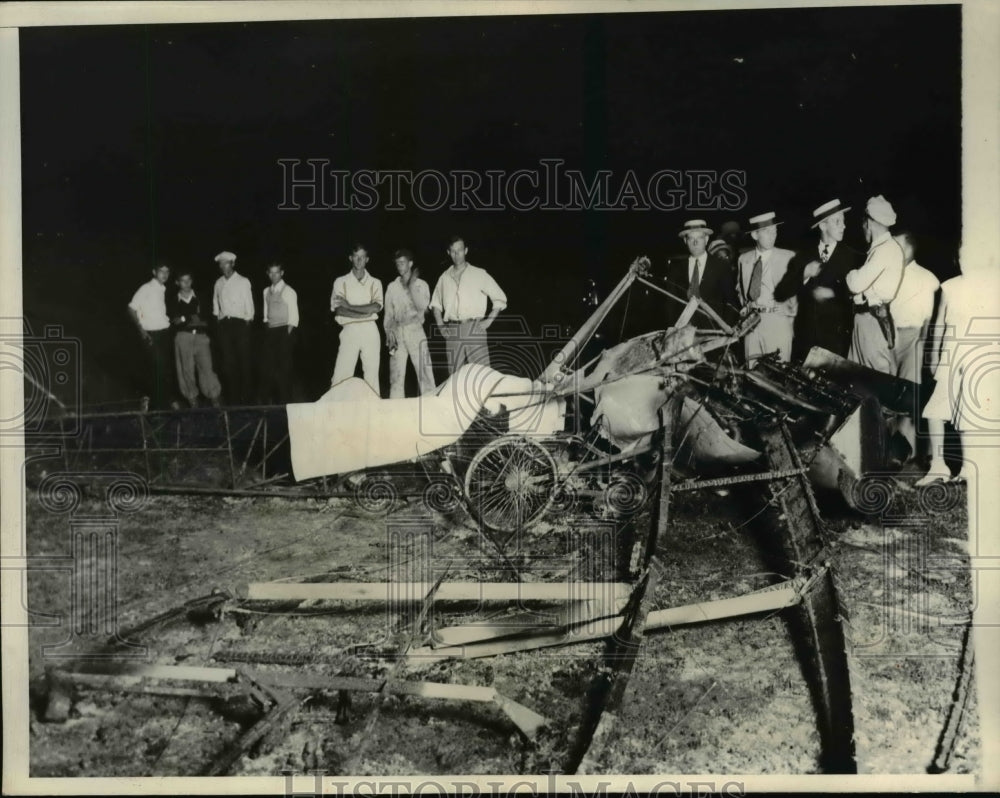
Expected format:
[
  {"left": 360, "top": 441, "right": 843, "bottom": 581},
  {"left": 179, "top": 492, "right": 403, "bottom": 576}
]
[{"left": 463, "top": 435, "right": 558, "bottom": 533}]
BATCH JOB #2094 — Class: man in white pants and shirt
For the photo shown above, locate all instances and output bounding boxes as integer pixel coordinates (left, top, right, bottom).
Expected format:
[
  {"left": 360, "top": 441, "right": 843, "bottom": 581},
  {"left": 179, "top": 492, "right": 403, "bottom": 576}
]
[
  {"left": 330, "top": 244, "right": 384, "bottom": 395},
  {"left": 846, "top": 196, "right": 905, "bottom": 375},
  {"left": 889, "top": 230, "right": 940, "bottom": 462},
  {"left": 384, "top": 248, "right": 436, "bottom": 398},
  {"left": 430, "top": 235, "right": 507, "bottom": 374}
]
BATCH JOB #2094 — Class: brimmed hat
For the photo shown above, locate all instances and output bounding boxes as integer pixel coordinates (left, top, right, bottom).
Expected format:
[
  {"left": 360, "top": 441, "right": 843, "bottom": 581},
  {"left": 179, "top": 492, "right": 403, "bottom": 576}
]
[
  {"left": 707, "top": 239, "right": 734, "bottom": 258},
  {"left": 748, "top": 212, "right": 782, "bottom": 232},
  {"left": 214, "top": 251, "right": 237, "bottom": 263},
  {"left": 865, "top": 195, "right": 897, "bottom": 227},
  {"left": 811, "top": 199, "right": 852, "bottom": 227},
  {"left": 678, "top": 219, "right": 713, "bottom": 239}
]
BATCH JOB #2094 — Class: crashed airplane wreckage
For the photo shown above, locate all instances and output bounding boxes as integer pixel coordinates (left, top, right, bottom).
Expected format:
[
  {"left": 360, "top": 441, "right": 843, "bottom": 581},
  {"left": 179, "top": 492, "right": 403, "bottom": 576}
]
[{"left": 32, "top": 257, "right": 926, "bottom": 775}]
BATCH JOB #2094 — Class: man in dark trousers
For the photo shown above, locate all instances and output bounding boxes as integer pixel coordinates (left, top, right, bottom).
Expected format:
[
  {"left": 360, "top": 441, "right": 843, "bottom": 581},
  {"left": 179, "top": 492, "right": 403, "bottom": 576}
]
[
  {"left": 664, "top": 219, "right": 739, "bottom": 329},
  {"left": 775, "top": 199, "right": 860, "bottom": 362},
  {"left": 212, "top": 250, "right": 255, "bottom": 404},
  {"left": 127, "top": 263, "right": 177, "bottom": 410},
  {"left": 259, "top": 262, "right": 299, "bottom": 403}
]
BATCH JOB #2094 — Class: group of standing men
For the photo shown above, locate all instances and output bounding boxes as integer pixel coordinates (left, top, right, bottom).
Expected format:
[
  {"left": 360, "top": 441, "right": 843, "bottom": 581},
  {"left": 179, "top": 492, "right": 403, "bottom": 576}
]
[
  {"left": 669, "top": 195, "right": 939, "bottom": 379},
  {"left": 128, "top": 235, "right": 508, "bottom": 409},
  {"left": 668, "top": 194, "right": 941, "bottom": 463},
  {"left": 327, "top": 235, "right": 508, "bottom": 398},
  {"left": 128, "top": 253, "right": 299, "bottom": 409}
]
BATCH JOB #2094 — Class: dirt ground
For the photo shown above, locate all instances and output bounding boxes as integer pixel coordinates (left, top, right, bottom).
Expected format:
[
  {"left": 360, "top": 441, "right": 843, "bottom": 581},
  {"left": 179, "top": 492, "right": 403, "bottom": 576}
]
[{"left": 24, "top": 475, "right": 979, "bottom": 777}]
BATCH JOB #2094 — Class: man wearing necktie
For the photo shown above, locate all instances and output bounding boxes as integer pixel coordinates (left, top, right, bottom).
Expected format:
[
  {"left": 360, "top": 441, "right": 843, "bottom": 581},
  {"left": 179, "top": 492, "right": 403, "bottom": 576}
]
[
  {"left": 664, "top": 219, "right": 738, "bottom": 329},
  {"left": 775, "top": 199, "right": 861, "bottom": 361},
  {"left": 737, "top": 212, "right": 797, "bottom": 362}
]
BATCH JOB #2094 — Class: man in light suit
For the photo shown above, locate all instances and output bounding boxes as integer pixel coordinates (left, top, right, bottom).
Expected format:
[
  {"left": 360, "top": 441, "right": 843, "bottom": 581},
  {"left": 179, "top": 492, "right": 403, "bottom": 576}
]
[
  {"left": 664, "top": 219, "right": 739, "bottom": 329},
  {"left": 737, "top": 211, "right": 797, "bottom": 362},
  {"left": 774, "top": 199, "right": 861, "bottom": 361}
]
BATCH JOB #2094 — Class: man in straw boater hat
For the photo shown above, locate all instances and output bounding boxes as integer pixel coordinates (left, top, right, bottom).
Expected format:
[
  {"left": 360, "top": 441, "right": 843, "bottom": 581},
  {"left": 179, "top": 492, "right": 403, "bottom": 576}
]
[
  {"left": 736, "top": 211, "right": 797, "bottom": 362},
  {"left": 664, "top": 219, "right": 738, "bottom": 328},
  {"left": 845, "top": 195, "right": 905, "bottom": 374},
  {"left": 775, "top": 198, "right": 861, "bottom": 361}
]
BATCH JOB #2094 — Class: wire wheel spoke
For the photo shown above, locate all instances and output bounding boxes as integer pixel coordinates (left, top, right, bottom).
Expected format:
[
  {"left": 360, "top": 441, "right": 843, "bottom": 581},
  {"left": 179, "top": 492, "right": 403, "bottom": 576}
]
[{"left": 464, "top": 436, "right": 558, "bottom": 532}]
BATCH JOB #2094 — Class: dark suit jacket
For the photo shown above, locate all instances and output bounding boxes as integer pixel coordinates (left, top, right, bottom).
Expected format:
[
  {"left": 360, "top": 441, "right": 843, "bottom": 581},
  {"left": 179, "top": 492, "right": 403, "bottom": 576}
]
[
  {"left": 663, "top": 253, "right": 739, "bottom": 329},
  {"left": 774, "top": 242, "right": 861, "bottom": 361}
]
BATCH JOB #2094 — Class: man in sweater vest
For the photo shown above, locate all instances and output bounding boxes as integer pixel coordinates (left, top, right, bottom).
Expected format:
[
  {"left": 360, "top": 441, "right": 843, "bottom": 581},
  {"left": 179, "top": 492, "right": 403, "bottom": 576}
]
[{"left": 260, "top": 263, "right": 299, "bottom": 404}]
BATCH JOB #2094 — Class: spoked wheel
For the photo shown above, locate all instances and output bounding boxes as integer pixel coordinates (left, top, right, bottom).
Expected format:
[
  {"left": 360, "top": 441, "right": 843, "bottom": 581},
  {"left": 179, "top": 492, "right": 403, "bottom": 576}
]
[{"left": 463, "top": 435, "right": 559, "bottom": 533}]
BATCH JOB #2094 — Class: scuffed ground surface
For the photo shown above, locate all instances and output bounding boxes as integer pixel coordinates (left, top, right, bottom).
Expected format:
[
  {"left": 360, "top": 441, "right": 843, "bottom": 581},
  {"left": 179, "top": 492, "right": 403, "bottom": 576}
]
[{"left": 25, "top": 478, "right": 978, "bottom": 776}]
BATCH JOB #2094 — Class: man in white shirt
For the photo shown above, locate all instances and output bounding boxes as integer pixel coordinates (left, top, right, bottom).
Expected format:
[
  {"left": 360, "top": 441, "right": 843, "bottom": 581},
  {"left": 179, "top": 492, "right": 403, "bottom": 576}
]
[
  {"left": 846, "top": 196, "right": 905, "bottom": 375},
  {"left": 212, "top": 251, "right": 255, "bottom": 404},
  {"left": 737, "top": 211, "right": 797, "bottom": 362},
  {"left": 384, "top": 249, "right": 436, "bottom": 398},
  {"left": 330, "top": 244, "right": 384, "bottom": 395},
  {"left": 890, "top": 231, "right": 940, "bottom": 383},
  {"left": 889, "top": 230, "right": 941, "bottom": 462},
  {"left": 128, "top": 263, "right": 176, "bottom": 410},
  {"left": 430, "top": 236, "right": 507, "bottom": 374},
  {"left": 917, "top": 259, "right": 1000, "bottom": 486},
  {"left": 260, "top": 262, "right": 299, "bottom": 404}
]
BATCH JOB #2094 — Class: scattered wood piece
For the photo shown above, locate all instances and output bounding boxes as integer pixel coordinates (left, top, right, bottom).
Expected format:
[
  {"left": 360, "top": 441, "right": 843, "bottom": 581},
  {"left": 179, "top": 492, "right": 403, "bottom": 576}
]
[
  {"left": 247, "top": 581, "right": 634, "bottom": 603},
  {"left": 245, "top": 669, "right": 549, "bottom": 740},
  {"left": 645, "top": 579, "right": 801, "bottom": 628},
  {"left": 408, "top": 580, "right": 805, "bottom": 661},
  {"left": 59, "top": 662, "right": 237, "bottom": 684},
  {"left": 429, "top": 599, "right": 619, "bottom": 646}
]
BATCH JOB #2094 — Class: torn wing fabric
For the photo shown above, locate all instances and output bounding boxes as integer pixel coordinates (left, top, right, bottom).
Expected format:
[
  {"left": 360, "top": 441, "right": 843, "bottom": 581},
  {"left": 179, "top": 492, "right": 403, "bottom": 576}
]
[
  {"left": 286, "top": 364, "right": 564, "bottom": 480},
  {"left": 592, "top": 374, "right": 670, "bottom": 451}
]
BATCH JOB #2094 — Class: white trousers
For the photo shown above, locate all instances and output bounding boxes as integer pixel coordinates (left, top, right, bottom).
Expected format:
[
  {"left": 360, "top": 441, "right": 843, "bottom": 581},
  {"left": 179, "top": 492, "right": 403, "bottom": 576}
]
[
  {"left": 389, "top": 323, "right": 437, "bottom": 398},
  {"left": 332, "top": 320, "right": 381, "bottom": 395},
  {"left": 743, "top": 313, "right": 794, "bottom": 362}
]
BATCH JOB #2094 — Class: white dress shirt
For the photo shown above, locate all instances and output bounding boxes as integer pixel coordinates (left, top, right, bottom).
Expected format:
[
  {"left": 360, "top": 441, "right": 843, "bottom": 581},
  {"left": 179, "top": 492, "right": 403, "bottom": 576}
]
[
  {"left": 430, "top": 263, "right": 508, "bottom": 322},
  {"left": 846, "top": 231, "right": 905, "bottom": 306},
  {"left": 891, "top": 261, "right": 940, "bottom": 329},
  {"left": 128, "top": 278, "right": 170, "bottom": 331},
  {"left": 213, "top": 271, "right": 255, "bottom": 320},
  {"left": 331, "top": 269, "right": 384, "bottom": 325}
]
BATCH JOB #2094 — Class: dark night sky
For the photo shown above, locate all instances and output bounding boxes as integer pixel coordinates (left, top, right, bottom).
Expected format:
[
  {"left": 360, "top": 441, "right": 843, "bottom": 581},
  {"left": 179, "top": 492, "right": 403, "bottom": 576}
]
[{"left": 19, "top": 5, "right": 962, "bottom": 402}]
